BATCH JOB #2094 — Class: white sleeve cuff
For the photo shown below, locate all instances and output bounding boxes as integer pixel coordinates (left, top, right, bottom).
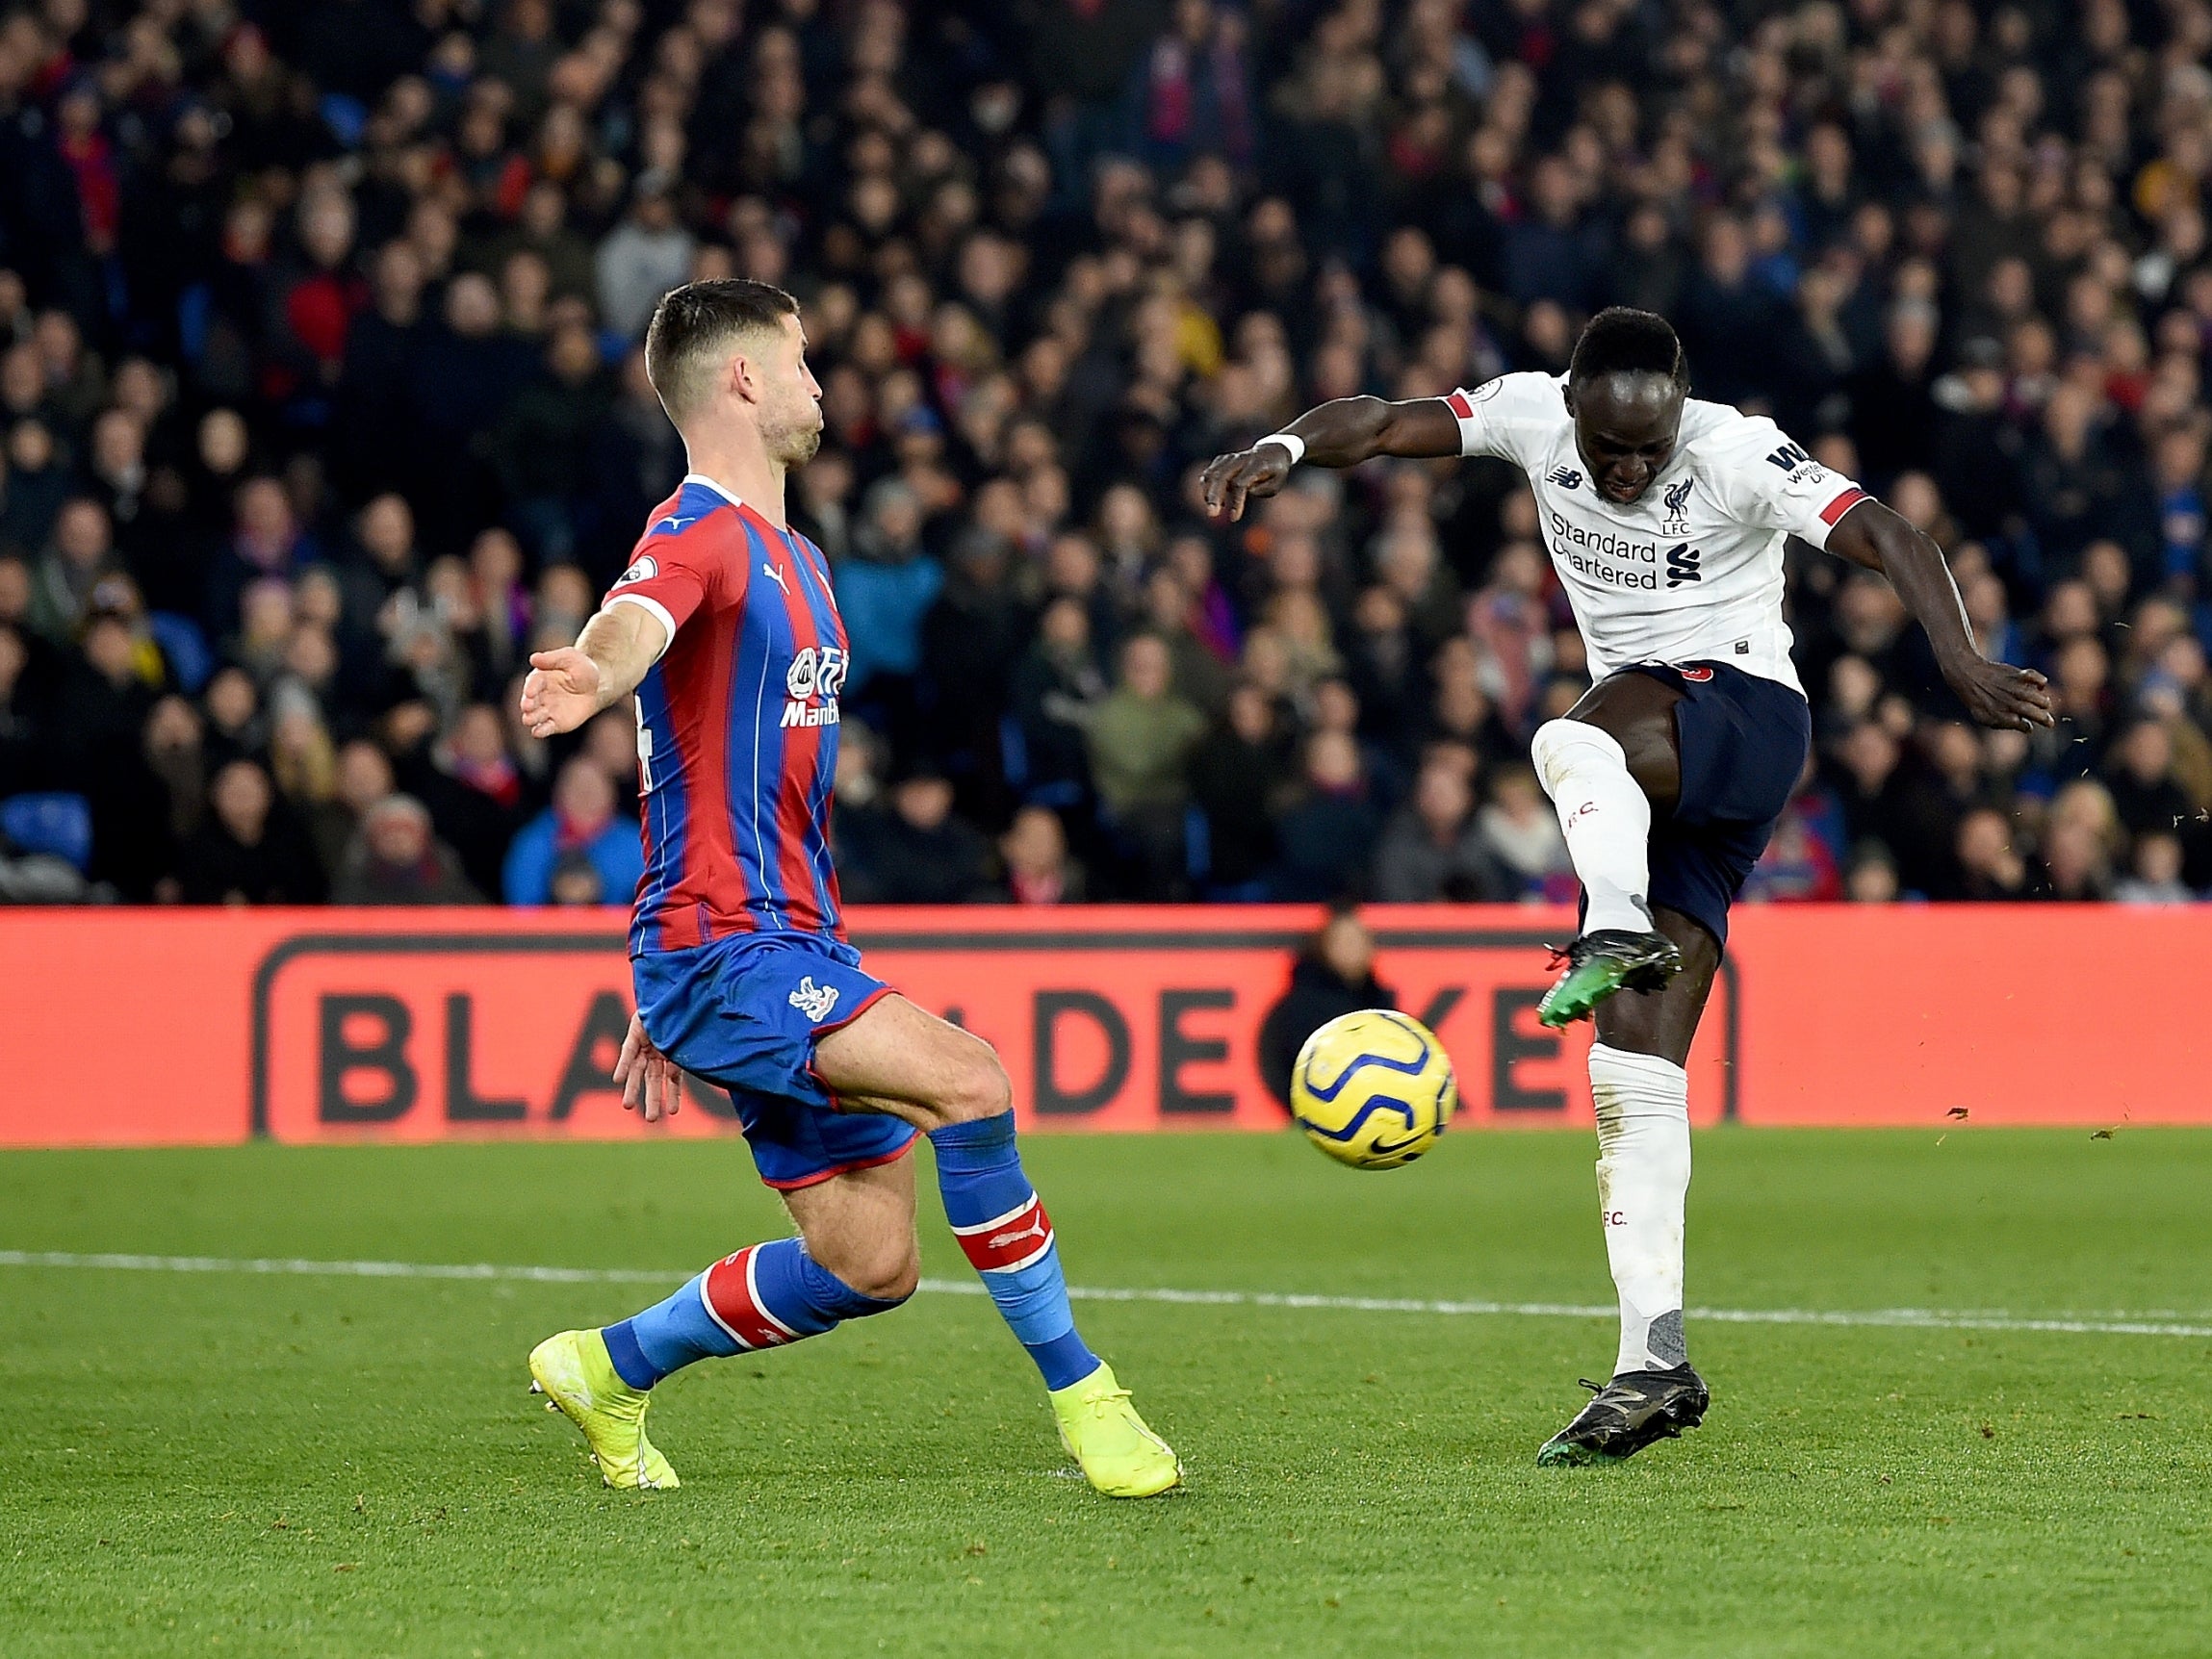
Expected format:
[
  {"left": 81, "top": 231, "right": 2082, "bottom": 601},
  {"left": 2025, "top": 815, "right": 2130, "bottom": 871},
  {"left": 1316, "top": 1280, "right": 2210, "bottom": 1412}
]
[
  {"left": 1443, "top": 388, "right": 1485, "bottom": 456},
  {"left": 605, "top": 592, "right": 678, "bottom": 661}
]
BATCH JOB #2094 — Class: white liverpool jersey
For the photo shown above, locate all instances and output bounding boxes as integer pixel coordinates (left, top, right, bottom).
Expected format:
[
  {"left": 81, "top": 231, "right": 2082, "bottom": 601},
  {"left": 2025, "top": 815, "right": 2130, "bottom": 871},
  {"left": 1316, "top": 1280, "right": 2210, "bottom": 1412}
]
[{"left": 1446, "top": 372, "right": 1869, "bottom": 698}]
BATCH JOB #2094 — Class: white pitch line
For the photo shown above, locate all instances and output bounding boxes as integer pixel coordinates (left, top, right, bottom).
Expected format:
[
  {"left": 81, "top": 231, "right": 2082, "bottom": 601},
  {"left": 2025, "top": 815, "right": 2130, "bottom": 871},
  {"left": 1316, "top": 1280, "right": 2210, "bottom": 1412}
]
[
  {"left": 0, "top": 1250, "right": 676, "bottom": 1285},
  {"left": 2, "top": 1250, "right": 2209, "bottom": 1340}
]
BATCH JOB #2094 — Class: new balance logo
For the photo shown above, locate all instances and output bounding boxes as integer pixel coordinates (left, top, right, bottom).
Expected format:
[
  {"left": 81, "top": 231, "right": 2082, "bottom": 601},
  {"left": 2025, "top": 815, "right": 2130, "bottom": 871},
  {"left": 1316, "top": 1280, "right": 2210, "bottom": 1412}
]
[
  {"left": 1763, "top": 443, "right": 1811, "bottom": 472},
  {"left": 1547, "top": 466, "right": 1583, "bottom": 490},
  {"left": 788, "top": 977, "right": 839, "bottom": 1021},
  {"left": 1665, "top": 543, "right": 1702, "bottom": 587}
]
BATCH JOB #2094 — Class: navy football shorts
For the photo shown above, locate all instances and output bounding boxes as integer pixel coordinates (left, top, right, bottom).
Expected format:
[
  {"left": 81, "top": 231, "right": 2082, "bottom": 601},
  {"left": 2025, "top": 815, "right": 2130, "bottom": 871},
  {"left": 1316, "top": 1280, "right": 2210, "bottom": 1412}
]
[
  {"left": 1614, "top": 659, "right": 1812, "bottom": 946},
  {"left": 632, "top": 931, "right": 915, "bottom": 1190}
]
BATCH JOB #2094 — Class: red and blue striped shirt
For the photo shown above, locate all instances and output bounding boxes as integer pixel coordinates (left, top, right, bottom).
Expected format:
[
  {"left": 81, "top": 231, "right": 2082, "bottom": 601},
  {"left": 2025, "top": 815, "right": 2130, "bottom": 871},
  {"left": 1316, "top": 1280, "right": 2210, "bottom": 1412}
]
[{"left": 604, "top": 474, "right": 850, "bottom": 956}]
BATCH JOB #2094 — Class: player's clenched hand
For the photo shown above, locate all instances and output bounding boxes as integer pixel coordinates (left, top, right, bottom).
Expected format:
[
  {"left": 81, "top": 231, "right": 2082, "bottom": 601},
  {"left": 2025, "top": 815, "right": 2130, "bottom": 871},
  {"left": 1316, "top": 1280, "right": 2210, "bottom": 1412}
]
[
  {"left": 1199, "top": 443, "right": 1295, "bottom": 523},
  {"left": 520, "top": 646, "right": 604, "bottom": 738},
  {"left": 1945, "top": 656, "right": 2055, "bottom": 732},
  {"left": 614, "top": 1011, "right": 682, "bottom": 1122}
]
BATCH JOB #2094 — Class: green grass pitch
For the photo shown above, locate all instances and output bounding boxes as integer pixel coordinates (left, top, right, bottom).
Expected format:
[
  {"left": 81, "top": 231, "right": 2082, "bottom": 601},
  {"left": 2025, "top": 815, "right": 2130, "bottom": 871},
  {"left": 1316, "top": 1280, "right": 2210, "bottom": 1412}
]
[{"left": 3, "top": 1128, "right": 2209, "bottom": 1657}]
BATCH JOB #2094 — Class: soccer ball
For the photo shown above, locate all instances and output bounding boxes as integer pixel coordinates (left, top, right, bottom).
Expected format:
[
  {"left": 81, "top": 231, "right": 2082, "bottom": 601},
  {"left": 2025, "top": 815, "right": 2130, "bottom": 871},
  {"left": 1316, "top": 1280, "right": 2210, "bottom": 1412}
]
[{"left": 1289, "top": 1009, "right": 1457, "bottom": 1170}]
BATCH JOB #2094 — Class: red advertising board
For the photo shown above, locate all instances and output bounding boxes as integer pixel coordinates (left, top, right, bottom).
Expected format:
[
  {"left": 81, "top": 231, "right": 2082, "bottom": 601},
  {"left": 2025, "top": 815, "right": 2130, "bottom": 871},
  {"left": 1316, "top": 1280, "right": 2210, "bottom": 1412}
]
[{"left": 0, "top": 905, "right": 2203, "bottom": 1146}]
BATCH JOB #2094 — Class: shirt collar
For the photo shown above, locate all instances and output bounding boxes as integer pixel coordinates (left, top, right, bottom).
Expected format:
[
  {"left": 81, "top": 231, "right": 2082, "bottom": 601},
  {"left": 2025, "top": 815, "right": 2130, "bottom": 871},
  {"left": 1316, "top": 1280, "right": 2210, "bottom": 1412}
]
[{"left": 682, "top": 472, "right": 744, "bottom": 508}]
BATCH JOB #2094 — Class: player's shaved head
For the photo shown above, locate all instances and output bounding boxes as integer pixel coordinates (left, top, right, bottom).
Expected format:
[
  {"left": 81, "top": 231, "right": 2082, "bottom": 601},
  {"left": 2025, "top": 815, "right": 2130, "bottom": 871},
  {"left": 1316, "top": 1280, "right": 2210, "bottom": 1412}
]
[
  {"left": 644, "top": 277, "right": 801, "bottom": 421},
  {"left": 1563, "top": 308, "right": 1688, "bottom": 504},
  {"left": 1568, "top": 307, "right": 1686, "bottom": 388}
]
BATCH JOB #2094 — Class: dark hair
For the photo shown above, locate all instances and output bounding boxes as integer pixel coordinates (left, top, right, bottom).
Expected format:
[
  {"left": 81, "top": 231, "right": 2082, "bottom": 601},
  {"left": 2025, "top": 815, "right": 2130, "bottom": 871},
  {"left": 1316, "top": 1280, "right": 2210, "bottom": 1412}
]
[
  {"left": 1568, "top": 306, "right": 1686, "bottom": 386},
  {"left": 643, "top": 278, "right": 799, "bottom": 418}
]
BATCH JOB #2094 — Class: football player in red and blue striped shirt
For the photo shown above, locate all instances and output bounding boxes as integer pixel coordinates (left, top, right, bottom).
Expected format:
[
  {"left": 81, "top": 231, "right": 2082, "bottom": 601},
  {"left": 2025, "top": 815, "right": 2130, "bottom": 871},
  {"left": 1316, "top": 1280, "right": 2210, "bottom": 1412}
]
[{"left": 516, "top": 280, "right": 1177, "bottom": 1498}]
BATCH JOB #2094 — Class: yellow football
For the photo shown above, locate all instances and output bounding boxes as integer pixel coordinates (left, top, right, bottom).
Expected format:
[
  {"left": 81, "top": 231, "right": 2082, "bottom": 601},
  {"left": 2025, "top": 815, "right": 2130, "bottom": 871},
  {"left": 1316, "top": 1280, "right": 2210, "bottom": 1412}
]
[{"left": 1289, "top": 1009, "right": 1458, "bottom": 1169}]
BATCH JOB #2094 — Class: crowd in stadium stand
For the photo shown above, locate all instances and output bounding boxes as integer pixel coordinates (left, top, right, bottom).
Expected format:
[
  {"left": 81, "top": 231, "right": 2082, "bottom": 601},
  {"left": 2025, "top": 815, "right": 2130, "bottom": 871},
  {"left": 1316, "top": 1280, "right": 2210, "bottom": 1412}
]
[{"left": 2, "top": 0, "right": 2211, "bottom": 908}]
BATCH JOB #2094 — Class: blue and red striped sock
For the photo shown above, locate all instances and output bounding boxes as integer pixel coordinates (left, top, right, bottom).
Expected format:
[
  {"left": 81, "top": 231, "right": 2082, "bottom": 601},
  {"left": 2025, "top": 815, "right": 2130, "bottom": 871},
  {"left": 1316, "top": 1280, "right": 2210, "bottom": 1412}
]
[
  {"left": 602, "top": 1238, "right": 905, "bottom": 1390},
  {"left": 929, "top": 1110, "right": 1101, "bottom": 1391}
]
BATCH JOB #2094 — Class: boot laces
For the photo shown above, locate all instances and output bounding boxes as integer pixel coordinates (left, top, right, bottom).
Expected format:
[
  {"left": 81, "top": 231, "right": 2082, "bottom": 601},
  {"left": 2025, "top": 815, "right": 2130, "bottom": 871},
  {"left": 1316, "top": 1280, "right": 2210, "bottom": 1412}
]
[{"left": 1084, "top": 1384, "right": 1134, "bottom": 1419}]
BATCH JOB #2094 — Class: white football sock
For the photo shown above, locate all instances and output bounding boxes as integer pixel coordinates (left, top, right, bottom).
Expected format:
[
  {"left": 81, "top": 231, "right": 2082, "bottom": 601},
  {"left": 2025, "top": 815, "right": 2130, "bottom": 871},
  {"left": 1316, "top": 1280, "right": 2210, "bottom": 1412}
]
[
  {"left": 1589, "top": 1042, "right": 1690, "bottom": 1375},
  {"left": 1530, "top": 718, "right": 1653, "bottom": 935}
]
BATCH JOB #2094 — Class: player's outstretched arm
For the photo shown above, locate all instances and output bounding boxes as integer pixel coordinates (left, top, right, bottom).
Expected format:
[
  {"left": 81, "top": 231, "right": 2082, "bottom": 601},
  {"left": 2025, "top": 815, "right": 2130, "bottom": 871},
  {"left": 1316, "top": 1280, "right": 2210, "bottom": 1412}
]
[
  {"left": 1201, "top": 396, "right": 1462, "bottom": 521},
  {"left": 1826, "top": 498, "right": 2055, "bottom": 732},
  {"left": 518, "top": 602, "right": 668, "bottom": 738}
]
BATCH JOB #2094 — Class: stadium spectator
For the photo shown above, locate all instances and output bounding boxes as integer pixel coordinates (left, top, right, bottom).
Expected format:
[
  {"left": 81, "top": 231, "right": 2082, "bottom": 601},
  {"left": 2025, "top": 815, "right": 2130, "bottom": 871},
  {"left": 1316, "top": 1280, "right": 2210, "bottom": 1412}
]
[
  {"left": 174, "top": 757, "right": 325, "bottom": 906},
  {"left": 1372, "top": 747, "right": 1513, "bottom": 903},
  {"left": 1270, "top": 729, "right": 1381, "bottom": 902},
  {"left": 547, "top": 852, "right": 605, "bottom": 906},
  {"left": 502, "top": 755, "right": 641, "bottom": 906},
  {"left": 332, "top": 794, "right": 482, "bottom": 906},
  {"left": 1476, "top": 762, "right": 1570, "bottom": 891},
  {"left": 999, "top": 804, "right": 1087, "bottom": 905},
  {"left": 1256, "top": 903, "right": 1394, "bottom": 1110},
  {"left": 843, "top": 762, "right": 995, "bottom": 905},
  {"left": 1086, "top": 633, "right": 1206, "bottom": 896},
  {"left": 0, "top": 623, "right": 43, "bottom": 801},
  {"left": 1954, "top": 807, "right": 2035, "bottom": 903},
  {"left": 303, "top": 738, "right": 396, "bottom": 883},
  {"left": 0, "top": 0, "right": 2202, "bottom": 913},
  {"left": 1188, "top": 678, "right": 1292, "bottom": 896},
  {"left": 2115, "top": 832, "right": 2196, "bottom": 905},
  {"left": 1843, "top": 843, "right": 1902, "bottom": 905}
]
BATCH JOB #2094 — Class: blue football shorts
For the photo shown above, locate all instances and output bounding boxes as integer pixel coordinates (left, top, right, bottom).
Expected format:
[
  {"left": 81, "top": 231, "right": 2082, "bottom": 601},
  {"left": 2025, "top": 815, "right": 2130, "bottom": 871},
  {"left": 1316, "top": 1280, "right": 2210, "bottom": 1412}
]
[
  {"left": 631, "top": 931, "right": 916, "bottom": 1190},
  {"left": 1611, "top": 659, "right": 1813, "bottom": 945}
]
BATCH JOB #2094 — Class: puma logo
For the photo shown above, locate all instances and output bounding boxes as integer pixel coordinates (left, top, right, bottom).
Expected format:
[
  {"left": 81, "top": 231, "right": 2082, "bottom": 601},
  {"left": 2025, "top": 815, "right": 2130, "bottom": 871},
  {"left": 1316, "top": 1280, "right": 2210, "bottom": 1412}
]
[
  {"left": 987, "top": 1215, "right": 1051, "bottom": 1252},
  {"left": 762, "top": 562, "right": 789, "bottom": 594}
]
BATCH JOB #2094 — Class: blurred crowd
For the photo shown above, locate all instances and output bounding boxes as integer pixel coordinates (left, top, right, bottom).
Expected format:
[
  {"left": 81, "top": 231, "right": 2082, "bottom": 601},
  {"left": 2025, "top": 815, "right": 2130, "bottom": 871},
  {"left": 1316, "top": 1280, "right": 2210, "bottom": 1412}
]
[{"left": 2, "top": 0, "right": 2211, "bottom": 909}]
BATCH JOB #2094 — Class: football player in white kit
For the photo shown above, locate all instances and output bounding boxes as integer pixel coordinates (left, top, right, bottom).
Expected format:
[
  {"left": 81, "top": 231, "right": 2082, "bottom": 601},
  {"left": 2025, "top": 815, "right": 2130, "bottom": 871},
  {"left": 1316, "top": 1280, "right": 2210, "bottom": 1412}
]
[{"left": 1201, "top": 308, "right": 2053, "bottom": 1466}]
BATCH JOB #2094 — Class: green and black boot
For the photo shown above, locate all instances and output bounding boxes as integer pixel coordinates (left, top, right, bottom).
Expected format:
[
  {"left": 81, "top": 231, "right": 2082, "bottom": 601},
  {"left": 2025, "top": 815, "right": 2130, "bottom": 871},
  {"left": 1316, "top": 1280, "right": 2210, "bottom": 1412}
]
[
  {"left": 1535, "top": 930, "right": 1683, "bottom": 1028},
  {"left": 1536, "top": 1364, "right": 1710, "bottom": 1467}
]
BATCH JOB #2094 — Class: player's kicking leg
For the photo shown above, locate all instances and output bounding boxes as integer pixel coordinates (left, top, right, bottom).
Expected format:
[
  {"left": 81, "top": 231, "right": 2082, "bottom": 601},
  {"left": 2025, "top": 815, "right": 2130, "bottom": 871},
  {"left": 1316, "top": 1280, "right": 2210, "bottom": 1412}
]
[
  {"left": 1536, "top": 904, "right": 1714, "bottom": 1466},
  {"left": 1530, "top": 672, "right": 1687, "bottom": 1027},
  {"left": 810, "top": 994, "right": 1181, "bottom": 1498}
]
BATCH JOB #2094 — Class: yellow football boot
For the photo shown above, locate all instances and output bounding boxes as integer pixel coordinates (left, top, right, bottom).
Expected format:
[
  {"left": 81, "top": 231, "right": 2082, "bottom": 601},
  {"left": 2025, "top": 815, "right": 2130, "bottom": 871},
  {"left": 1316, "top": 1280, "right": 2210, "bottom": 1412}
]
[
  {"left": 1049, "top": 1363, "right": 1181, "bottom": 1498},
  {"left": 527, "top": 1328, "right": 680, "bottom": 1491}
]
